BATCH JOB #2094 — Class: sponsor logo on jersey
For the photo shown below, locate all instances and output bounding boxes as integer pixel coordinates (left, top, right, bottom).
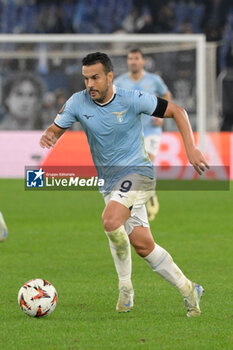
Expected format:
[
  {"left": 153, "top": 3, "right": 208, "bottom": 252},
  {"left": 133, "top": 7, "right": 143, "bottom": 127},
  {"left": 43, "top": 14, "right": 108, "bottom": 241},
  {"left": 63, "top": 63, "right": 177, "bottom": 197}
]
[{"left": 83, "top": 114, "right": 94, "bottom": 119}]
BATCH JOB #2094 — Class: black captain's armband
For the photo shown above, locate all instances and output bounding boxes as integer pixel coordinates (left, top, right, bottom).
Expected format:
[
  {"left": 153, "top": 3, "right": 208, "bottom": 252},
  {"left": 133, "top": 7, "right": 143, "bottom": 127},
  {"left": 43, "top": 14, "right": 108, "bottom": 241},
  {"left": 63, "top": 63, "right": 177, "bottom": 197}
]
[{"left": 152, "top": 97, "right": 168, "bottom": 118}]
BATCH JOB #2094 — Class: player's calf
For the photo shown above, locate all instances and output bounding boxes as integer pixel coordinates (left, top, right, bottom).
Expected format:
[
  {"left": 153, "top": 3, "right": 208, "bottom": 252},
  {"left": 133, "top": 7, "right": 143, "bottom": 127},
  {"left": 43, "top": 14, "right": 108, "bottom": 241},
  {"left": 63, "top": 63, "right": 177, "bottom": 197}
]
[
  {"left": 105, "top": 225, "right": 134, "bottom": 312},
  {"left": 129, "top": 226, "right": 155, "bottom": 257},
  {"left": 106, "top": 226, "right": 130, "bottom": 261},
  {"left": 143, "top": 243, "right": 204, "bottom": 316}
]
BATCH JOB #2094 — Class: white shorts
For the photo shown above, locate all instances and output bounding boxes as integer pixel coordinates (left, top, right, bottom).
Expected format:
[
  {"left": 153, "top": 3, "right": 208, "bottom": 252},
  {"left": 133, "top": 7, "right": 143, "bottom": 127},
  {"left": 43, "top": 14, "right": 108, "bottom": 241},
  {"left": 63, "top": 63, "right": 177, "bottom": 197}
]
[
  {"left": 103, "top": 174, "right": 155, "bottom": 235},
  {"left": 144, "top": 134, "right": 161, "bottom": 157}
]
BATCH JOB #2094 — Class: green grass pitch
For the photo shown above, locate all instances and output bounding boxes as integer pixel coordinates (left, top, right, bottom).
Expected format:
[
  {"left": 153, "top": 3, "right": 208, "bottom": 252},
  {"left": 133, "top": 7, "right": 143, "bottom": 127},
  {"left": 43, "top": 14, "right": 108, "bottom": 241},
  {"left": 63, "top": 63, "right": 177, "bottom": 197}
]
[{"left": 0, "top": 179, "right": 232, "bottom": 350}]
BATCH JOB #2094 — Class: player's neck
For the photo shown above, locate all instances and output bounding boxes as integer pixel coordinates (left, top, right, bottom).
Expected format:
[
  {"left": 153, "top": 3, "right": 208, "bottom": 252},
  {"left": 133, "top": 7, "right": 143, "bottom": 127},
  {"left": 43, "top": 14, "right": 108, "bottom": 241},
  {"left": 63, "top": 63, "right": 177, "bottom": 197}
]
[
  {"left": 95, "top": 85, "right": 116, "bottom": 106},
  {"left": 103, "top": 85, "right": 114, "bottom": 103},
  {"left": 130, "top": 70, "right": 144, "bottom": 82}
]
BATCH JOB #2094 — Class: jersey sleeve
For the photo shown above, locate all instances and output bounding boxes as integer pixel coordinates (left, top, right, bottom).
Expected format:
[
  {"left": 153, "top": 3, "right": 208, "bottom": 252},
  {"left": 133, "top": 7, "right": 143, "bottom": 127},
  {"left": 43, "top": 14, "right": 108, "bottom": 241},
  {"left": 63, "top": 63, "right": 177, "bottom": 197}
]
[
  {"left": 134, "top": 90, "right": 157, "bottom": 116},
  {"left": 155, "top": 76, "right": 168, "bottom": 96},
  {"left": 54, "top": 95, "right": 77, "bottom": 129}
]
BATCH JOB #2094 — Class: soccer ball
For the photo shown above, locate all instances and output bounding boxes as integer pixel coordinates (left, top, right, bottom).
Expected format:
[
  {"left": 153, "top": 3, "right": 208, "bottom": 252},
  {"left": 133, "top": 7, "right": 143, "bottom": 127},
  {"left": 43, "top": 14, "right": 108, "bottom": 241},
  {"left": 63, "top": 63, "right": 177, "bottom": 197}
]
[{"left": 18, "top": 278, "right": 58, "bottom": 317}]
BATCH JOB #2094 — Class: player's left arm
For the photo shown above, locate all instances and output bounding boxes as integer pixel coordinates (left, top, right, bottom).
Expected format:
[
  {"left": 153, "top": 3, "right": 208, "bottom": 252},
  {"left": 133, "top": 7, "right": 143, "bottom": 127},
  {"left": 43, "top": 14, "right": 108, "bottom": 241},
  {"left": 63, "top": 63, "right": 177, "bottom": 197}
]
[
  {"left": 153, "top": 90, "right": 172, "bottom": 127},
  {"left": 152, "top": 98, "right": 209, "bottom": 174},
  {"left": 162, "top": 90, "right": 172, "bottom": 101}
]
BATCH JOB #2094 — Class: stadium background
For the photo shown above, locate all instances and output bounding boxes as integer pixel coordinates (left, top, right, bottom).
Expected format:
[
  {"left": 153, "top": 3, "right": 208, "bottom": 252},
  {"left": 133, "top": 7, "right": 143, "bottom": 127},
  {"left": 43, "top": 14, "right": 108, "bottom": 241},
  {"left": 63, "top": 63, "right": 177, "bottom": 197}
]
[
  {"left": 0, "top": 0, "right": 232, "bottom": 179},
  {"left": 0, "top": 1, "right": 232, "bottom": 350}
]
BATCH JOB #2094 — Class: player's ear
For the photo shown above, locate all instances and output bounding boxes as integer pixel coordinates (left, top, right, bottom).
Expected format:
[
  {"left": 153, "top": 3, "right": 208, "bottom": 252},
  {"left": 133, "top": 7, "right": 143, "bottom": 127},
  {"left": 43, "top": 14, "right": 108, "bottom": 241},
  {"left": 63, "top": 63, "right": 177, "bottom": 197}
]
[{"left": 107, "top": 71, "right": 114, "bottom": 82}]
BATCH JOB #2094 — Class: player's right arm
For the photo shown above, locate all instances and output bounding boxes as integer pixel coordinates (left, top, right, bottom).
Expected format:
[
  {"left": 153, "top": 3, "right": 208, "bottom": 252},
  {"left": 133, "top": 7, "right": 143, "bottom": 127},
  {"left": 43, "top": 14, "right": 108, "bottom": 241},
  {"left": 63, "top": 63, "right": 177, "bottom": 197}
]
[
  {"left": 40, "top": 94, "right": 78, "bottom": 149},
  {"left": 40, "top": 123, "right": 66, "bottom": 149}
]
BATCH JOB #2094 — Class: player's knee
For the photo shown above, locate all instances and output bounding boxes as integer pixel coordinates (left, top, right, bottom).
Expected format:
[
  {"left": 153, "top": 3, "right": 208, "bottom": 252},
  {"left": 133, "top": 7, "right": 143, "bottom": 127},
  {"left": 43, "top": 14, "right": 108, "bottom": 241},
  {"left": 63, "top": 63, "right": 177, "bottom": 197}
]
[
  {"left": 103, "top": 218, "right": 116, "bottom": 232},
  {"left": 134, "top": 246, "right": 148, "bottom": 257},
  {"left": 102, "top": 213, "right": 120, "bottom": 232},
  {"left": 133, "top": 244, "right": 154, "bottom": 258}
]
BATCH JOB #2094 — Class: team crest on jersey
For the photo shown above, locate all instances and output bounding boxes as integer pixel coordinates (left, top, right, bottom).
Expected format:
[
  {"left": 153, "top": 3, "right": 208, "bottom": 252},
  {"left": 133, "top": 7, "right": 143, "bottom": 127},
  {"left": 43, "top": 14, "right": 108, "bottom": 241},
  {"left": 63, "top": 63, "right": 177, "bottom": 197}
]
[{"left": 112, "top": 110, "right": 126, "bottom": 123}]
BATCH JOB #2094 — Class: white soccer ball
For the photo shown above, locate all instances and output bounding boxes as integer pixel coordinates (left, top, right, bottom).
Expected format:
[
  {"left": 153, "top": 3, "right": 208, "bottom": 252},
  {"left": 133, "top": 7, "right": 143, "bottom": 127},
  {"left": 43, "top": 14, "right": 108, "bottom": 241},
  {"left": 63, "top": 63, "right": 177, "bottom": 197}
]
[{"left": 18, "top": 278, "right": 58, "bottom": 317}]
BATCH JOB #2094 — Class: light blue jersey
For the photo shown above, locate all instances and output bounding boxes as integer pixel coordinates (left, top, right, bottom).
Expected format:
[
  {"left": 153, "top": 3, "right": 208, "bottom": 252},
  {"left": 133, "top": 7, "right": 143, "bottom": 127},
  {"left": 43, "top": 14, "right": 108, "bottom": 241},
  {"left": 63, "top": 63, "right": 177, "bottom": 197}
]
[
  {"left": 54, "top": 86, "right": 157, "bottom": 194},
  {"left": 115, "top": 71, "right": 168, "bottom": 137}
]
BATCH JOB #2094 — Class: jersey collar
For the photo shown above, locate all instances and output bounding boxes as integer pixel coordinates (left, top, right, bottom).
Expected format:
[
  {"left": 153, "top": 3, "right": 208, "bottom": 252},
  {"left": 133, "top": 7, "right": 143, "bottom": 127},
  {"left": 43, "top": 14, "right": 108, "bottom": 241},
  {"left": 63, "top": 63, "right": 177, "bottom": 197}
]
[
  {"left": 129, "top": 70, "right": 145, "bottom": 82},
  {"left": 93, "top": 85, "right": 116, "bottom": 107}
]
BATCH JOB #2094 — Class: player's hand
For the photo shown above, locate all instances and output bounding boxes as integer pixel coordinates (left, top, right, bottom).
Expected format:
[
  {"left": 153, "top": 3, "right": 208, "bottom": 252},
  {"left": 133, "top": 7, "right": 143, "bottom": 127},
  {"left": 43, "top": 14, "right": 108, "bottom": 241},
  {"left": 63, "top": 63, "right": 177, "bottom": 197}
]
[
  {"left": 187, "top": 147, "right": 210, "bottom": 175},
  {"left": 40, "top": 131, "right": 57, "bottom": 149}
]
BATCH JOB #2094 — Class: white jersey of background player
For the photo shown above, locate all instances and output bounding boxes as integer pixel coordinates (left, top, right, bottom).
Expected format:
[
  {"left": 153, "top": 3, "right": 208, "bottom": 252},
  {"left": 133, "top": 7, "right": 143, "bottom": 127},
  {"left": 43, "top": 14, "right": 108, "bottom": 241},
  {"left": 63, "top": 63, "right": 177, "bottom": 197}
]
[
  {"left": 40, "top": 52, "right": 208, "bottom": 317},
  {"left": 115, "top": 48, "right": 171, "bottom": 220}
]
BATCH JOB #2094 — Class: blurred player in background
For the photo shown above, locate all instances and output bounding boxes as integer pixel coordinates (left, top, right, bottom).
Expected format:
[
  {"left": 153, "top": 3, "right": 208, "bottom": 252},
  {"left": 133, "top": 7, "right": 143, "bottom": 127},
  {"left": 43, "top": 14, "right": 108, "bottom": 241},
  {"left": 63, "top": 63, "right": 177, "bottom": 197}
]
[
  {"left": 115, "top": 49, "right": 172, "bottom": 220},
  {"left": 0, "top": 212, "right": 8, "bottom": 242},
  {"left": 40, "top": 52, "right": 209, "bottom": 317}
]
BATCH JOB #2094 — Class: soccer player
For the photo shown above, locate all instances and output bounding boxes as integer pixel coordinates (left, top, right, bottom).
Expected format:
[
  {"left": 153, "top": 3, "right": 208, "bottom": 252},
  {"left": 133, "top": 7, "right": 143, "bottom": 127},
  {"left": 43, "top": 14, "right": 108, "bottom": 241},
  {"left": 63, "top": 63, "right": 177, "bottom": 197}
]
[
  {"left": 115, "top": 48, "right": 172, "bottom": 220},
  {"left": 40, "top": 52, "right": 209, "bottom": 317}
]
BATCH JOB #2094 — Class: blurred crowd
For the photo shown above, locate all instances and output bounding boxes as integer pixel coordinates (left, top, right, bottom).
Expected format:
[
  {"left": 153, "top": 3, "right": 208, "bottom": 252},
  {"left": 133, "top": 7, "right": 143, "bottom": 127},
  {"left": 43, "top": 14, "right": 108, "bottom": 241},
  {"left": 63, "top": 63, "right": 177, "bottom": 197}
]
[
  {"left": 0, "top": 0, "right": 232, "bottom": 70},
  {"left": 0, "top": 1, "right": 231, "bottom": 34}
]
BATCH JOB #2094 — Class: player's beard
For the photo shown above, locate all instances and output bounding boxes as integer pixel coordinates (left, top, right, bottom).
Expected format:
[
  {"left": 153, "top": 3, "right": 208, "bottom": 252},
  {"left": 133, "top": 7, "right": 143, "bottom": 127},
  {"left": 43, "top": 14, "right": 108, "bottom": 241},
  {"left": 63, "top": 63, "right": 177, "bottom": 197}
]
[
  {"left": 93, "top": 82, "right": 109, "bottom": 103},
  {"left": 129, "top": 65, "right": 141, "bottom": 74}
]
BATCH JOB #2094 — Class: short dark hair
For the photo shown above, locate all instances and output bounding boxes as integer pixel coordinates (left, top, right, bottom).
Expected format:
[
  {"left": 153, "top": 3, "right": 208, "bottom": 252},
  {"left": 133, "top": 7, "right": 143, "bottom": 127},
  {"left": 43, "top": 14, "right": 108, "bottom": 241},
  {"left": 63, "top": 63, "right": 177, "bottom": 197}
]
[
  {"left": 128, "top": 48, "right": 144, "bottom": 57},
  {"left": 82, "top": 52, "right": 114, "bottom": 74}
]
